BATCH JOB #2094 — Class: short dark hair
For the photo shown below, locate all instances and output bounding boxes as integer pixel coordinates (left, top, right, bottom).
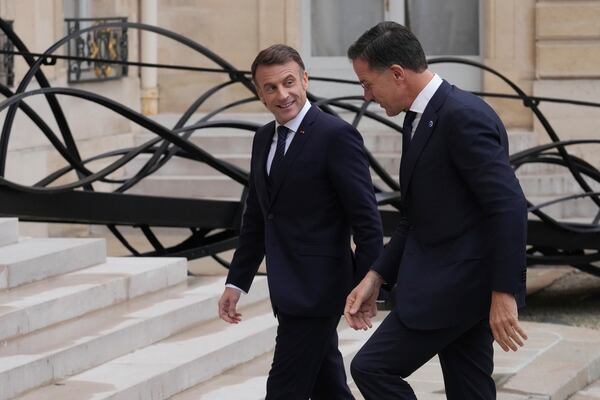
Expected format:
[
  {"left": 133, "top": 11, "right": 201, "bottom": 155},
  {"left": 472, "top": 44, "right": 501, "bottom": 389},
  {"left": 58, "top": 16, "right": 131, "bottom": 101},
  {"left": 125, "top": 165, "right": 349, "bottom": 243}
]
[
  {"left": 347, "top": 21, "right": 427, "bottom": 72},
  {"left": 251, "top": 44, "right": 306, "bottom": 81}
]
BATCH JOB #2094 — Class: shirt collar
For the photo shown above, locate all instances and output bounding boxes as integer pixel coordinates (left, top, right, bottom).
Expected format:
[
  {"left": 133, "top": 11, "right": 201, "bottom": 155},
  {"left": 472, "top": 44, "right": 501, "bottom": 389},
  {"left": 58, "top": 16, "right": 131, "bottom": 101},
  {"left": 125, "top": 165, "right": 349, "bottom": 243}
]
[
  {"left": 275, "top": 100, "right": 311, "bottom": 133},
  {"left": 409, "top": 74, "right": 443, "bottom": 114}
]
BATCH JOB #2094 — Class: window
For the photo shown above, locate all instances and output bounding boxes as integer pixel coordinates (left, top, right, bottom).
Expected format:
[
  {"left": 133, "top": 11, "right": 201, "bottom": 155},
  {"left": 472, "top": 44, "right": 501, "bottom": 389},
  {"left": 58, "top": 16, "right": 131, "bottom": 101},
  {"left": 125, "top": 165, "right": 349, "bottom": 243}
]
[{"left": 301, "top": 0, "right": 482, "bottom": 94}]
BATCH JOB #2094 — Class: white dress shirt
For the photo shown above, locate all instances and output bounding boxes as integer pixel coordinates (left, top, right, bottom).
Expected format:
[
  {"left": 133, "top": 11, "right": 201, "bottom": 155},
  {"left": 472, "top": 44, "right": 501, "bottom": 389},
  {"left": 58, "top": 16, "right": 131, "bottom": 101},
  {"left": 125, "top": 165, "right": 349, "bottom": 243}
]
[
  {"left": 406, "top": 74, "right": 443, "bottom": 138},
  {"left": 266, "top": 99, "right": 312, "bottom": 174},
  {"left": 226, "top": 100, "right": 312, "bottom": 294}
]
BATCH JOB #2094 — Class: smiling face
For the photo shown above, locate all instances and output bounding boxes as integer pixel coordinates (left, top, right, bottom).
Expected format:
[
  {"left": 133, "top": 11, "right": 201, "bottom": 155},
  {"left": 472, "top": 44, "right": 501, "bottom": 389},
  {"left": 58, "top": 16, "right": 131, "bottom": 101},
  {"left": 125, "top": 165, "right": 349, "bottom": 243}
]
[
  {"left": 352, "top": 57, "right": 410, "bottom": 117},
  {"left": 254, "top": 61, "right": 309, "bottom": 124}
]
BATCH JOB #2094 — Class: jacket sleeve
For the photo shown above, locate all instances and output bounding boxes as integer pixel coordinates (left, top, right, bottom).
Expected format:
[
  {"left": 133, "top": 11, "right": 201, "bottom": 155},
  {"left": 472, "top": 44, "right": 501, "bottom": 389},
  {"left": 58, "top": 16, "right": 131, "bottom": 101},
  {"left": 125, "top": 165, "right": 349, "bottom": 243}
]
[
  {"left": 447, "top": 108, "right": 527, "bottom": 294},
  {"left": 327, "top": 123, "right": 383, "bottom": 282},
  {"left": 225, "top": 135, "right": 266, "bottom": 293},
  {"left": 371, "top": 214, "right": 410, "bottom": 284}
]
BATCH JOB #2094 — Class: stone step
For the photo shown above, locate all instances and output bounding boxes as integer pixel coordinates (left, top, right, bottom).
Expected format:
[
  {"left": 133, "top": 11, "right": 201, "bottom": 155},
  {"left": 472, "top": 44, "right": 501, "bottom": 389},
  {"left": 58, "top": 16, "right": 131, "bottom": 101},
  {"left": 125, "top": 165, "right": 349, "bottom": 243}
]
[
  {"left": 517, "top": 173, "right": 600, "bottom": 197},
  {"left": 125, "top": 153, "right": 252, "bottom": 177},
  {"left": 133, "top": 129, "right": 404, "bottom": 155},
  {"left": 375, "top": 173, "right": 600, "bottom": 199},
  {"left": 527, "top": 195, "right": 599, "bottom": 220},
  {"left": 0, "top": 256, "right": 187, "bottom": 343},
  {"left": 126, "top": 170, "right": 600, "bottom": 215},
  {"left": 133, "top": 131, "right": 256, "bottom": 155},
  {"left": 0, "top": 238, "right": 106, "bottom": 290},
  {"left": 513, "top": 160, "right": 573, "bottom": 176},
  {"left": 500, "top": 323, "right": 600, "bottom": 400},
  {"left": 147, "top": 114, "right": 535, "bottom": 148},
  {"left": 130, "top": 173, "right": 405, "bottom": 200},
  {"left": 2, "top": 276, "right": 269, "bottom": 400},
  {"left": 0, "top": 218, "right": 18, "bottom": 247},
  {"left": 570, "top": 377, "right": 600, "bottom": 400},
  {"left": 15, "top": 295, "right": 276, "bottom": 400},
  {"left": 148, "top": 112, "right": 272, "bottom": 129},
  {"left": 507, "top": 129, "right": 538, "bottom": 154},
  {"left": 148, "top": 111, "right": 400, "bottom": 135},
  {"left": 169, "top": 319, "right": 600, "bottom": 400},
  {"left": 170, "top": 318, "right": 383, "bottom": 399},
  {"left": 127, "top": 175, "right": 246, "bottom": 199},
  {"left": 125, "top": 152, "right": 404, "bottom": 178},
  {"left": 171, "top": 315, "right": 555, "bottom": 400}
]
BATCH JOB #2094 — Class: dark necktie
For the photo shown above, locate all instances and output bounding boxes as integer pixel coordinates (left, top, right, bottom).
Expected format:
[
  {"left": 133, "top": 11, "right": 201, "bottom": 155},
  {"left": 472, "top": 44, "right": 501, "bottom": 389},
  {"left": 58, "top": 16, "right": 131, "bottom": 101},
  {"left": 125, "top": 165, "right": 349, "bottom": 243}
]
[
  {"left": 402, "top": 110, "right": 416, "bottom": 153},
  {"left": 269, "top": 125, "right": 289, "bottom": 180}
]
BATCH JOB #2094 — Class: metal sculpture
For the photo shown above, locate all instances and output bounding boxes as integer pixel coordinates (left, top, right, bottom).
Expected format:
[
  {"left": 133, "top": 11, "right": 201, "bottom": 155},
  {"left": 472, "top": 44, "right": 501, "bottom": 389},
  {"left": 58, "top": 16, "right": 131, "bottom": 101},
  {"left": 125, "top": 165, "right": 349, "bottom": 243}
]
[{"left": 0, "top": 18, "right": 598, "bottom": 275}]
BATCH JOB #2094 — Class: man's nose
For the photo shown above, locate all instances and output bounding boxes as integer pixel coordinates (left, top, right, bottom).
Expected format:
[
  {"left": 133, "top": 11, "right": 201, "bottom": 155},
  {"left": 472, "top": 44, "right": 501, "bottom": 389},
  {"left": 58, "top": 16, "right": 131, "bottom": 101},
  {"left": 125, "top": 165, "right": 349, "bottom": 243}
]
[{"left": 276, "top": 86, "right": 288, "bottom": 99}]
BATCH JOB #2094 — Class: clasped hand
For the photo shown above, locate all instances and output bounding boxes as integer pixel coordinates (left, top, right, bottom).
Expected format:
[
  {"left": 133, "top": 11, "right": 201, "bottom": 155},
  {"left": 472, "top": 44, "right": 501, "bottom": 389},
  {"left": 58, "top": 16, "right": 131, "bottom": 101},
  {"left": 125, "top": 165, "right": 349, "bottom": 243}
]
[{"left": 344, "top": 270, "right": 384, "bottom": 330}]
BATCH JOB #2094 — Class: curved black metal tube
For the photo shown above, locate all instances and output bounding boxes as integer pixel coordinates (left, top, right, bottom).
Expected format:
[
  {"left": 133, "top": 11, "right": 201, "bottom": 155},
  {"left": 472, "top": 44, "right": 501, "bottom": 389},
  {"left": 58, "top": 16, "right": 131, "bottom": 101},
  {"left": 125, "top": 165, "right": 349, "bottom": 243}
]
[
  {"left": 0, "top": 23, "right": 598, "bottom": 276},
  {"left": 0, "top": 83, "right": 96, "bottom": 177},
  {"left": 428, "top": 57, "right": 600, "bottom": 209},
  {"left": 0, "top": 87, "right": 250, "bottom": 189},
  {"left": 0, "top": 18, "right": 84, "bottom": 178}
]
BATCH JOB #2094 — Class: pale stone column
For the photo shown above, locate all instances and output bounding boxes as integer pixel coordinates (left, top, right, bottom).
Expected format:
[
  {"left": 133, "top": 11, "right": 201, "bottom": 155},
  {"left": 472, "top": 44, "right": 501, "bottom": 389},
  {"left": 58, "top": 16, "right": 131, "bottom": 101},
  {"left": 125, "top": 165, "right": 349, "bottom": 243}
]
[
  {"left": 140, "top": 0, "right": 158, "bottom": 115},
  {"left": 533, "top": 0, "right": 600, "bottom": 167},
  {"left": 0, "top": 1, "right": 16, "bottom": 19},
  {"left": 482, "top": 0, "right": 536, "bottom": 129}
]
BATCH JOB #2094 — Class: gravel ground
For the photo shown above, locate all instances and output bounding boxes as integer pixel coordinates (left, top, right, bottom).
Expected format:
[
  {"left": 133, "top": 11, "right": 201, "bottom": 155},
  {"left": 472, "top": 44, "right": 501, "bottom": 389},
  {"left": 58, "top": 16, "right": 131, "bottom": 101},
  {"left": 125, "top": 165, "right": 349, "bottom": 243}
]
[{"left": 521, "top": 266, "right": 600, "bottom": 330}]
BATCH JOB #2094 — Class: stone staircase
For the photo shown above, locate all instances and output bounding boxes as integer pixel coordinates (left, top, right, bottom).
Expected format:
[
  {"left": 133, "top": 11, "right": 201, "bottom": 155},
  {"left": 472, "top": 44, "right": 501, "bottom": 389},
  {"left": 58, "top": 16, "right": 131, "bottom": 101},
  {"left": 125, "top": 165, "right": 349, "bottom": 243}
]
[
  {"left": 125, "top": 113, "right": 597, "bottom": 220},
  {"left": 509, "top": 130, "right": 600, "bottom": 221},
  {"left": 169, "top": 319, "right": 381, "bottom": 400},
  {"left": 0, "top": 217, "right": 278, "bottom": 399},
  {"left": 125, "top": 112, "right": 405, "bottom": 200},
  {"left": 1, "top": 217, "right": 598, "bottom": 399}
]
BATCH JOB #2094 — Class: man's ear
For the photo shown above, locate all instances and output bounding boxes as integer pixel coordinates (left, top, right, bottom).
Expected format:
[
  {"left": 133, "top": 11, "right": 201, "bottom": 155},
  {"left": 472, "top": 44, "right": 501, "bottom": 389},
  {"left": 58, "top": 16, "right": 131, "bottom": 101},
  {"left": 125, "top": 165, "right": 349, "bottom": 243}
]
[
  {"left": 302, "top": 70, "right": 309, "bottom": 90},
  {"left": 390, "top": 64, "right": 405, "bottom": 82}
]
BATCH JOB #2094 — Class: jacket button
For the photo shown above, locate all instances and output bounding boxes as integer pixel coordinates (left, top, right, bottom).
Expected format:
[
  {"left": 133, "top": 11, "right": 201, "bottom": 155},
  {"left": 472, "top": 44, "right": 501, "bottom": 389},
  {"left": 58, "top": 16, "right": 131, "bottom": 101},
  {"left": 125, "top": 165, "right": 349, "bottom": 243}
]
[{"left": 267, "top": 214, "right": 274, "bottom": 220}]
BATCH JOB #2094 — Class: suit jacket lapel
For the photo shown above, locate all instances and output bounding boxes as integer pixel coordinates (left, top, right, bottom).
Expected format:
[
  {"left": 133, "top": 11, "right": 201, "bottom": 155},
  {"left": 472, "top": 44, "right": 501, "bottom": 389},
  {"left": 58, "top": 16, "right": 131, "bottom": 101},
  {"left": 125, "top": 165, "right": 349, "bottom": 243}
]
[
  {"left": 400, "top": 80, "right": 452, "bottom": 194},
  {"left": 254, "top": 121, "right": 274, "bottom": 211},
  {"left": 268, "top": 105, "right": 319, "bottom": 208}
]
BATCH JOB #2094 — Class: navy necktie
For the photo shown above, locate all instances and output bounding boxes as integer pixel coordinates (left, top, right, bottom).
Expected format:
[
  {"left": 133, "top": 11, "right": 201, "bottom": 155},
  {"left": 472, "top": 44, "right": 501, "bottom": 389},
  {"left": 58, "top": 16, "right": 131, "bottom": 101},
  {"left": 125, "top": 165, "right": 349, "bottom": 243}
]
[
  {"left": 402, "top": 110, "right": 416, "bottom": 153},
  {"left": 270, "top": 125, "right": 289, "bottom": 180}
]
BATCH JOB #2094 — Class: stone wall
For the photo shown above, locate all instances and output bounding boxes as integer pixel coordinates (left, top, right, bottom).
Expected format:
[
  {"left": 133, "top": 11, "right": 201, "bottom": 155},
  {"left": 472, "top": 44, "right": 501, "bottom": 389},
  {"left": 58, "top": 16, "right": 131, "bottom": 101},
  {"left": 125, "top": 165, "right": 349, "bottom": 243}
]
[
  {"left": 0, "top": 0, "right": 141, "bottom": 235},
  {"left": 156, "top": 0, "right": 299, "bottom": 113},
  {"left": 533, "top": 0, "right": 600, "bottom": 167},
  {"left": 482, "top": 0, "right": 536, "bottom": 130}
]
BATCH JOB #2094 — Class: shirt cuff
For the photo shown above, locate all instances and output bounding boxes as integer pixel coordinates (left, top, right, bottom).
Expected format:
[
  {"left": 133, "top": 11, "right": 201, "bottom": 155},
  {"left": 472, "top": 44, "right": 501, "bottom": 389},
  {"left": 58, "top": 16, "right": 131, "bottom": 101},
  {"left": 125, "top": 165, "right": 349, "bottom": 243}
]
[{"left": 225, "top": 283, "right": 247, "bottom": 295}]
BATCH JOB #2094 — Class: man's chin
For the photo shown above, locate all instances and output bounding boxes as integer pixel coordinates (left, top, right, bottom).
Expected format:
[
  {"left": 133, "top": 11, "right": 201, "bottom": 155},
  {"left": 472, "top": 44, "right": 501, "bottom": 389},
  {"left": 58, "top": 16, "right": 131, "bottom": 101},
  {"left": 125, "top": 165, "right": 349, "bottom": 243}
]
[
  {"left": 384, "top": 108, "right": 400, "bottom": 117},
  {"left": 276, "top": 108, "right": 300, "bottom": 123},
  {"left": 379, "top": 105, "right": 393, "bottom": 116}
]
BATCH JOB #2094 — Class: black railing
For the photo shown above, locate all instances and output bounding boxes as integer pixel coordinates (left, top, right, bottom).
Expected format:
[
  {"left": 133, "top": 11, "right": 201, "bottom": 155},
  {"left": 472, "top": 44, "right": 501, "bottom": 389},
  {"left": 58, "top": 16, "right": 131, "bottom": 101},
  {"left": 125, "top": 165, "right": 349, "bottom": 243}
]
[
  {"left": 0, "top": 18, "right": 598, "bottom": 277},
  {"left": 65, "top": 17, "right": 128, "bottom": 83},
  {"left": 0, "top": 20, "right": 14, "bottom": 87}
]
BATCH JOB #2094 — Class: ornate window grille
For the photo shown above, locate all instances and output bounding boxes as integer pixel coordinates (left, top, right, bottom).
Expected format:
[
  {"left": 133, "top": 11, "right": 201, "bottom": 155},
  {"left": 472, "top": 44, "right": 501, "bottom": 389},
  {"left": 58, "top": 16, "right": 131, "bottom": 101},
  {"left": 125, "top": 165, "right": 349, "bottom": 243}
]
[
  {"left": 65, "top": 17, "right": 128, "bottom": 83},
  {"left": 0, "top": 20, "right": 14, "bottom": 87}
]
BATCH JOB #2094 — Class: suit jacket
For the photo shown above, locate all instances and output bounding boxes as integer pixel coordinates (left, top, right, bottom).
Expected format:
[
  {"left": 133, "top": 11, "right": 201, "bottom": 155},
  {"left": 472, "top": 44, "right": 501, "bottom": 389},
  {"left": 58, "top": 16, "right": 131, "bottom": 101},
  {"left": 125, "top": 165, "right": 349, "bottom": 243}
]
[
  {"left": 373, "top": 80, "right": 528, "bottom": 330},
  {"left": 227, "top": 105, "right": 383, "bottom": 317}
]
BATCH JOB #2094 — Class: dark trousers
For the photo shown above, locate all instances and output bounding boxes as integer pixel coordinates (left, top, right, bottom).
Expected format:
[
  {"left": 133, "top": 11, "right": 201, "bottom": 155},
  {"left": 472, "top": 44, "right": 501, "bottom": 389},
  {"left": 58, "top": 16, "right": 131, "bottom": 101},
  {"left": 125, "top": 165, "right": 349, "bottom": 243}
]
[
  {"left": 265, "top": 313, "right": 354, "bottom": 400},
  {"left": 351, "top": 312, "right": 495, "bottom": 400}
]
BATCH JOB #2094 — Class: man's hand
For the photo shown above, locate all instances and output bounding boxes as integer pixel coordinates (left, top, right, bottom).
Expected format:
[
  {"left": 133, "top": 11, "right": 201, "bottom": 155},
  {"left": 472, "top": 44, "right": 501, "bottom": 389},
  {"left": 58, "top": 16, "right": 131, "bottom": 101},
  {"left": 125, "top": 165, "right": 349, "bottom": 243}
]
[
  {"left": 218, "top": 287, "right": 242, "bottom": 324},
  {"left": 344, "top": 270, "right": 384, "bottom": 330},
  {"left": 489, "top": 291, "right": 528, "bottom": 352}
]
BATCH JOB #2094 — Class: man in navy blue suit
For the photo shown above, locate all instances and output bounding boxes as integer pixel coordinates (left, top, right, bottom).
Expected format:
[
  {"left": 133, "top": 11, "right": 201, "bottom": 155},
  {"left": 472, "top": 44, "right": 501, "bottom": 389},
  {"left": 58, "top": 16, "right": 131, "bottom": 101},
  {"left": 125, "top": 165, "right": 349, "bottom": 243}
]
[
  {"left": 344, "top": 22, "right": 529, "bottom": 399},
  {"left": 218, "top": 44, "right": 383, "bottom": 399}
]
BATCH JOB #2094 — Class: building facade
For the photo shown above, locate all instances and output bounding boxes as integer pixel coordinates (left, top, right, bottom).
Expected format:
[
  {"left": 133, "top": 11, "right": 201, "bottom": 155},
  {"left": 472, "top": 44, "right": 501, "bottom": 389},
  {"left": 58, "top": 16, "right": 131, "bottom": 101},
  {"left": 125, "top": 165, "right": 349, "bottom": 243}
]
[{"left": 0, "top": 0, "right": 598, "bottom": 234}]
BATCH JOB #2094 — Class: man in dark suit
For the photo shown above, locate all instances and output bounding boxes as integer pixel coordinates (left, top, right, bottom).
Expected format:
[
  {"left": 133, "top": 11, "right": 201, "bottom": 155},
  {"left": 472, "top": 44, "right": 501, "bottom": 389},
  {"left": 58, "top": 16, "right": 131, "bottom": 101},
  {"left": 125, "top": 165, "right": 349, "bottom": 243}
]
[
  {"left": 218, "top": 44, "right": 383, "bottom": 400},
  {"left": 343, "top": 22, "right": 529, "bottom": 399}
]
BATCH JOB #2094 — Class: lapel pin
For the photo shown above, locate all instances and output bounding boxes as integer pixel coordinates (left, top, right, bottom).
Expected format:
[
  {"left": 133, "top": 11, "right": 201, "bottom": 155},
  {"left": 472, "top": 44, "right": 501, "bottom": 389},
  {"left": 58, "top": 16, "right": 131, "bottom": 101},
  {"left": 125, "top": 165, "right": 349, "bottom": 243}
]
[
  {"left": 299, "top": 129, "right": 304, "bottom": 135},
  {"left": 428, "top": 120, "right": 433, "bottom": 128}
]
